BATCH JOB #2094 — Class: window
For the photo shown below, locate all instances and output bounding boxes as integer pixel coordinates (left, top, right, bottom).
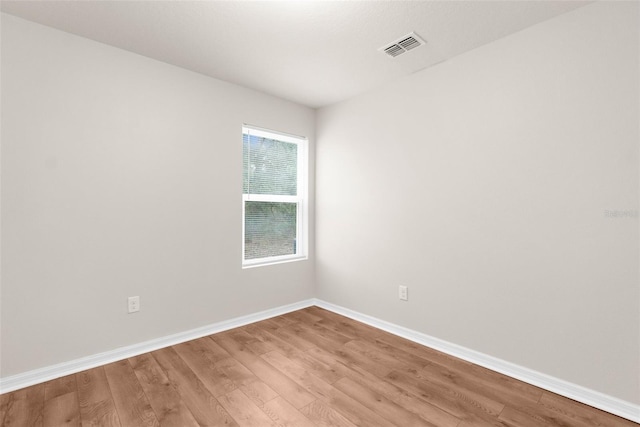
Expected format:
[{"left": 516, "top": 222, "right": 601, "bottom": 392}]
[{"left": 242, "top": 125, "right": 307, "bottom": 267}]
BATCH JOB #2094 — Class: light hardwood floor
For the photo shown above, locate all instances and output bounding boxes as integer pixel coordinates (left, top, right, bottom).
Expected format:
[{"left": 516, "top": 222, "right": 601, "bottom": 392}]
[{"left": 1, "top": 306, "right": 637, "bottom": 426}]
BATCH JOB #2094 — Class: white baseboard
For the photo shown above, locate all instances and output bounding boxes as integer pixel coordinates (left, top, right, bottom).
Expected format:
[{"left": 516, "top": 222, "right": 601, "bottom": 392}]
[
  {"left": 313, "top": 299, "right": 640, "bottom": 424},
  {"left": 0, "top": 299, "right": 315, "bottom": 394},
  {"left": 1, "top": 298, "right": 638, "bottom": 423}
]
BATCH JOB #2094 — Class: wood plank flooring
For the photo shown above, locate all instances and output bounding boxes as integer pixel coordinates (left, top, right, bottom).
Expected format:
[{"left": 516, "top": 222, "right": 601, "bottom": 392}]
[{"left": 0, "top": 307, "right": 636, "bottom": 426}]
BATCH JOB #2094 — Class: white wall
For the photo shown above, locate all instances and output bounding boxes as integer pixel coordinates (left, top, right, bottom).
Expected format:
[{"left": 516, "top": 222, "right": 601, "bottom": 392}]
[
  {"left": 0, "top": 14, "right": 315, "bottom": 377},
  {"left": 316, "top": 1, "right": 639, "bottom": 404}
]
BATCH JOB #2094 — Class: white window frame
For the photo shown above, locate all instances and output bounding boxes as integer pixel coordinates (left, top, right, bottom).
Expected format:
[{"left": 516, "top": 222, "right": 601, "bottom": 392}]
[{"left": 242, "top": 125, "right": 308, "bottom": 268}]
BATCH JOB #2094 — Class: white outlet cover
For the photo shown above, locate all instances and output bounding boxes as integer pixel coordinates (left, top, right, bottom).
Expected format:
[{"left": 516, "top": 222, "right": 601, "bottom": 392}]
[
  {"left": 399, "top": 286, "right": 408, "bottom": 301},
  {"left": 128, "top": 296, "right": 140, "bottom": 313}
]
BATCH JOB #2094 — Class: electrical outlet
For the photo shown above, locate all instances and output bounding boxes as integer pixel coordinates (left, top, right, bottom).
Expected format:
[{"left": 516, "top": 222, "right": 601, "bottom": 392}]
[
  {"left": 399, "top": 286, "right": 408, "bottom": 301},
  {"left": 128, "top": 296, "right": 140, "bottom": 313}
]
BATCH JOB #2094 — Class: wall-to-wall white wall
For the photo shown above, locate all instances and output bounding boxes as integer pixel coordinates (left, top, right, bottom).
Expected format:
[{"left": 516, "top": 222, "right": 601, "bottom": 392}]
[
  {"left": 0, "top": 14, "right": 315, "bottom": 377},
  {"left": 316, "top": 1, "right": 639, "bottom": 404}
]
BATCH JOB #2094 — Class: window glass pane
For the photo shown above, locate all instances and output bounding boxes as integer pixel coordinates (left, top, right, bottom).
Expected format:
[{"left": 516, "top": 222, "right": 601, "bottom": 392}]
[
  {"left": 243, "top": 133, "right": 297, "bottom": 196},
  {"left": 244, "top": 201, "right": 297, "bottom": 260}
]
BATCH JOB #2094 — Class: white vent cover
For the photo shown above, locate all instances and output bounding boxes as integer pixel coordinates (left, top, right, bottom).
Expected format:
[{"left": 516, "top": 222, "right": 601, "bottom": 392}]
[{"left": 380, "top": 32, "right": 426, "bottom": 58}]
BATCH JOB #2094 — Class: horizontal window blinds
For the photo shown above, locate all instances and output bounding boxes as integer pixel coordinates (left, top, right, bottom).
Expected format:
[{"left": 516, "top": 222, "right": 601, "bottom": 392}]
[
  {"left": 242, "top": 126, "right": 305, "bottom": 264},
  {"left": 243, "top": 131, "right": 298, "bottom": 197},
  {"left": 244, "top": 201, "right": 297, "bottom": 260}
]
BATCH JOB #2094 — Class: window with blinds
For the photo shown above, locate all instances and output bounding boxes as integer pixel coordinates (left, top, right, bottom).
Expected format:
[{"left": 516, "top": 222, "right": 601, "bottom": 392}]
[{"left": 242, "top": 125, "right": 307, "bottom": 267}]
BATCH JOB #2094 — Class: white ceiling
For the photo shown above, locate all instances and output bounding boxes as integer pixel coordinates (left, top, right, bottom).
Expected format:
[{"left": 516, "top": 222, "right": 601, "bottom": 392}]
[{"left": 1, "top": 0, "right": 590, "bottom": 108}]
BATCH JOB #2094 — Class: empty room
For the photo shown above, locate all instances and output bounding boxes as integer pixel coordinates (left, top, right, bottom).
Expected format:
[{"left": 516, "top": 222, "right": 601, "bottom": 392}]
[{"left": 1, "top": 0, "right": 638, "bottom": 426}]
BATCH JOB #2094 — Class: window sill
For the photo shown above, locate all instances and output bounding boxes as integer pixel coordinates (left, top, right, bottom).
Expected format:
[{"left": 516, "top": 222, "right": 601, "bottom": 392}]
[{"left": 242, "top": 255, "right": 308, "bottom": 269}]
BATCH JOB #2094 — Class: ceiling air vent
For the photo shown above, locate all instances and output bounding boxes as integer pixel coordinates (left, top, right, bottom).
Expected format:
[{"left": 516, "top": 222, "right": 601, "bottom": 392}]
[{"left": 380, "top": 32, "right": 426, "bottom": 58}]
